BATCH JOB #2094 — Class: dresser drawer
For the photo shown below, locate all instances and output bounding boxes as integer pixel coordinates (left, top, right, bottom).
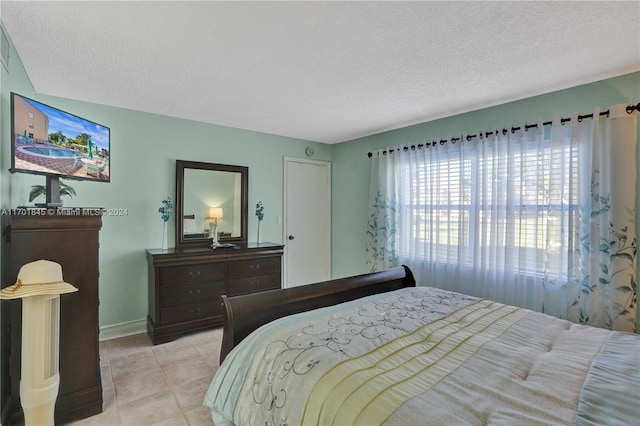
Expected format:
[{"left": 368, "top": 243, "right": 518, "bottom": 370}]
[
  {"left": 159, "top": 281, "right": 225, "bottom": 307},
  {"left": 160, "top": 299, "right": 220, "bottom": 325},
  {"left": 159, "top": 262, "right": 225, "bottom": 286},
  {"left": 228, "top": 273, "right": 280, "bottom": 296},
  {"left": 227, "top": 257, "right": 281, "bottom": 278}
]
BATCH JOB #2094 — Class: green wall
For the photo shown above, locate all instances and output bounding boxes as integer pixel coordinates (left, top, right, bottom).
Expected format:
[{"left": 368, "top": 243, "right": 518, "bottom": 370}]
[{"left": 3, "top": 20, "right": 639, "bottom": 335}]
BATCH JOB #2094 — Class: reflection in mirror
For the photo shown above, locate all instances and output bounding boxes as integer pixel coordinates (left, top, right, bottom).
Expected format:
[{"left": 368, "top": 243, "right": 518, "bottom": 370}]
[
  {"left": 183, "top": 169, "right": 242, "bottom": 238},
  {"left": 176, "top": 160, "right": 248, "bottom": 248}
]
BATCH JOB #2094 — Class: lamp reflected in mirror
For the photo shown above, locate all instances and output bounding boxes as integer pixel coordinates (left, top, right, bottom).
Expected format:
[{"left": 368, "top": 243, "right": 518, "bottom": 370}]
[
  {"left": 175, "top": 160, "right": 248, "bottom": 247},
  {"left": 208, "top": 207, "right": 224, "bottom": 248}
]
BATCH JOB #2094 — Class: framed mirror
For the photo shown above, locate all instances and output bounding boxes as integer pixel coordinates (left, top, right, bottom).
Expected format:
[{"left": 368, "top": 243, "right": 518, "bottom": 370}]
[{"left": 175, "top": 160, "right": 248, "bottom": 248}]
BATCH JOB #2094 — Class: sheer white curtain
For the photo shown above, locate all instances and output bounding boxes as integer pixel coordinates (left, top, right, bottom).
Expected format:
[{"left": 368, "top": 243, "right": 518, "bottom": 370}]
[{"left": 367, "top": 104, "right": 637, "bottom": 331}]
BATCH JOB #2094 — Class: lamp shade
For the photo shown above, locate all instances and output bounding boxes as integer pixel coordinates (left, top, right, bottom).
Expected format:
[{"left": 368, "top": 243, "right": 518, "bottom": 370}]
[{"left": 208, "top": 207, "right": 223, "bottom": 219}]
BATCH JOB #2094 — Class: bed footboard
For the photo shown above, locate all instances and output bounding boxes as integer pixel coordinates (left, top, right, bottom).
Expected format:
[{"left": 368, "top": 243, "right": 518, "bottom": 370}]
[{"left": 219, "top": 265, "right": 416, "bottom": 362}]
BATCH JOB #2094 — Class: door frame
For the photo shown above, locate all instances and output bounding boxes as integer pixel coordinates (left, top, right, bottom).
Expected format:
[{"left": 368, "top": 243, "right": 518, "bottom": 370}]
[{"left": 283, "top": 156, "right": 332, "bottom": 287}]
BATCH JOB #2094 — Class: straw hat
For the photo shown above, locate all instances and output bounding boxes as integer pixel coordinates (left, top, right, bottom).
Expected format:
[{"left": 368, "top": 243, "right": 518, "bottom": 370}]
[{"left": 0, "top": 260, "right": 78, "bottom": 300}]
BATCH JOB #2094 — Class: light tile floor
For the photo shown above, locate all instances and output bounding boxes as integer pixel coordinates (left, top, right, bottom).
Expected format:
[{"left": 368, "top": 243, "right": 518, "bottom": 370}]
[{"left": 65, "top": 327, "right": 222, "bottom": 426}]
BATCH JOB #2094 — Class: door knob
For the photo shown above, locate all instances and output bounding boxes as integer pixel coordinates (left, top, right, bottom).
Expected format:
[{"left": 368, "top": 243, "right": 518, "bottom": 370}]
[{"left": 288, "top": 235, "right": 295, "bottom": 240}]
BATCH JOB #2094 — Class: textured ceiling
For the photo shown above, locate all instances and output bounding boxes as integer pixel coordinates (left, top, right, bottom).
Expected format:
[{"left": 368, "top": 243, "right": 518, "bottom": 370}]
[{"left": 1, "top": 1, "right": 639, "bottom": 144}]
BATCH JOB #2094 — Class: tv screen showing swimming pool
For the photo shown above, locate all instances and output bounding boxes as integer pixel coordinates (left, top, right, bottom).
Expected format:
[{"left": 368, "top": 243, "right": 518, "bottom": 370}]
[{"left": 10, "top": 92, "right": 110, "bottom": 183}]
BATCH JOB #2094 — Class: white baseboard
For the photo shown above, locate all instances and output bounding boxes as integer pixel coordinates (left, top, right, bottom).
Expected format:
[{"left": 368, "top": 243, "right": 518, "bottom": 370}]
[{"left": 99, "top": 319, "right": 147, "bottom": 341}]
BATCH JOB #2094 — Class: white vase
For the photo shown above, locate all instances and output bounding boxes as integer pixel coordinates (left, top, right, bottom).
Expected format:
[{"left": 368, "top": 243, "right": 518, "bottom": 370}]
[
  {"left": 162, "top": 221, "right": 168, "bottom": 250},
  {"left": 257, "top": 221, "right": 261, "bottom": 245}
]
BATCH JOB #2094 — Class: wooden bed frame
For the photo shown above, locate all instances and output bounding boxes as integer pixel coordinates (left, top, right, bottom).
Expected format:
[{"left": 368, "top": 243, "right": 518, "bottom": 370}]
[{"left": 219, "top": 265, "right": 416, "bottom": 362}]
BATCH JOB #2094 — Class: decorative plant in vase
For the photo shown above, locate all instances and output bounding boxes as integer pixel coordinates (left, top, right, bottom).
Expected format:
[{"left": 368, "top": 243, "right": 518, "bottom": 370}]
[
  {"left": 29, "top": 181, "right": 76, "bottom": 203},
  {"left": 255, "top": 201, "right": 264, "bottom": 244},
  {"left": 158, "top": 197, "right": 172, "bottom": 250}
]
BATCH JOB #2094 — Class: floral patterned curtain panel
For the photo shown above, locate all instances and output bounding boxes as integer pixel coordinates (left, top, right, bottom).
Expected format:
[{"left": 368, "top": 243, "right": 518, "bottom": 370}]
[
  {"left": 366, "top": 149, "right": 401, "bottom": 272},
  {"left": 367, "top": 104, "right": 637, "bottom": 332},
  {"left": 572, "top": 105, "right": 637, "bottom": 331}
]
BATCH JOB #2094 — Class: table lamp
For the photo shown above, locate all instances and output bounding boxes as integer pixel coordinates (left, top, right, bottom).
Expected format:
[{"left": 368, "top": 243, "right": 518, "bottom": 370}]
[{"left": 208, "top": 207, "right": 224, "bottom": 248}]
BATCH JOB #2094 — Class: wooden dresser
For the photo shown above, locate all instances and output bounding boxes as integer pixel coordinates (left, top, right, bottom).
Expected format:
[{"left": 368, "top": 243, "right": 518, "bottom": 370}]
[
  {"left": 1, "top": 211, "right": 103, "bottom": 425},
  {"left": 146, "top": 242, "right": 284, "bottom": 344}
]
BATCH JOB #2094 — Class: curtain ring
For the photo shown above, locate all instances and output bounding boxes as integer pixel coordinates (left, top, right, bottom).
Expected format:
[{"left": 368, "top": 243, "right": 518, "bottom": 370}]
[{"left": 626, "top": 103, "right": 639, "bottom": 114}]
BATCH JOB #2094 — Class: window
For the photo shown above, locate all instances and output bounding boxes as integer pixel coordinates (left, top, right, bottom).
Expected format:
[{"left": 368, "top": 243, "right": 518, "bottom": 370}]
[
  {"left": 368, "top": 105, "right": 637, "bottom": 330},
  {"left": 398, "top": 138, "right": 579, "bottom": 277}
]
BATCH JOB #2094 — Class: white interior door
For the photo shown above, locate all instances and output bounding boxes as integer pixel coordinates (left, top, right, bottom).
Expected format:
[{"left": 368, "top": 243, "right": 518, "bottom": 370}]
[{"left": 284, "top": 157, "right": 331, "bottom": 287}]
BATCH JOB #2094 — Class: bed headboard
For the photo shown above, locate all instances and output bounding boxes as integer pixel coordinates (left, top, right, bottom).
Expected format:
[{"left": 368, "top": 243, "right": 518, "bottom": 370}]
[{"left": 219, "top": 265, "right": 416, "bottom": 362}]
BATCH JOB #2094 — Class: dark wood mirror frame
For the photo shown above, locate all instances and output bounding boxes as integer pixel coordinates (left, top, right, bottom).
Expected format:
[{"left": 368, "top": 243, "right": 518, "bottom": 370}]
[{"left": 175, "top": 160, "right": 248, "bottom": 248}]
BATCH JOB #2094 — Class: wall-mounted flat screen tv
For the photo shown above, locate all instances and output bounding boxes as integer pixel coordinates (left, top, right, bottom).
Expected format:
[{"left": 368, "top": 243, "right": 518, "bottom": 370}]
[{"left": 10, "top": 92, "right": 110, "bottom": 205}]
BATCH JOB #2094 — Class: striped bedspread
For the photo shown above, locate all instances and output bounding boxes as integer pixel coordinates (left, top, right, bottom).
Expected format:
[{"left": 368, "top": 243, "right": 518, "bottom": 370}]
[{"left": 203, "top": 287, "right": 640, "bottom": 426}]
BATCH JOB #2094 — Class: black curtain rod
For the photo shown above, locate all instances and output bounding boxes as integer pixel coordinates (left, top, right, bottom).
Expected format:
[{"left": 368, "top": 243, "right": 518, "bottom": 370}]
[{"left": 367, "top": 102, "right": 640, "bottom": 158}]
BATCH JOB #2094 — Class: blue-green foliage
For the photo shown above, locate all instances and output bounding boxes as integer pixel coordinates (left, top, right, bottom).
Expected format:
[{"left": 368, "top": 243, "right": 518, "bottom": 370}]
[
  {"left": 159, "top": 197, "right": 173, "bottom": 222},
  {"left": 255, "top": 201, "right": 264, "bottom": 221}
]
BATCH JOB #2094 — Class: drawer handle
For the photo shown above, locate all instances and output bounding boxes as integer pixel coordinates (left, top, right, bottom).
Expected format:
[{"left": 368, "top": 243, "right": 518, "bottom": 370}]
[
  {"left": 249, "top": 264, "right": 260, "bottom": 271},
  {"left": 189, "top": 270, "right": 201, "bottom": 278},
  {"left": 189, "top": 307, "right": 201, "bottom": 314},
  {"left": 189, "top": 289, "right": 201, "bottom": 296},
  {"left": 251, "top": 281, "right": 260, "bottom": 287}
]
